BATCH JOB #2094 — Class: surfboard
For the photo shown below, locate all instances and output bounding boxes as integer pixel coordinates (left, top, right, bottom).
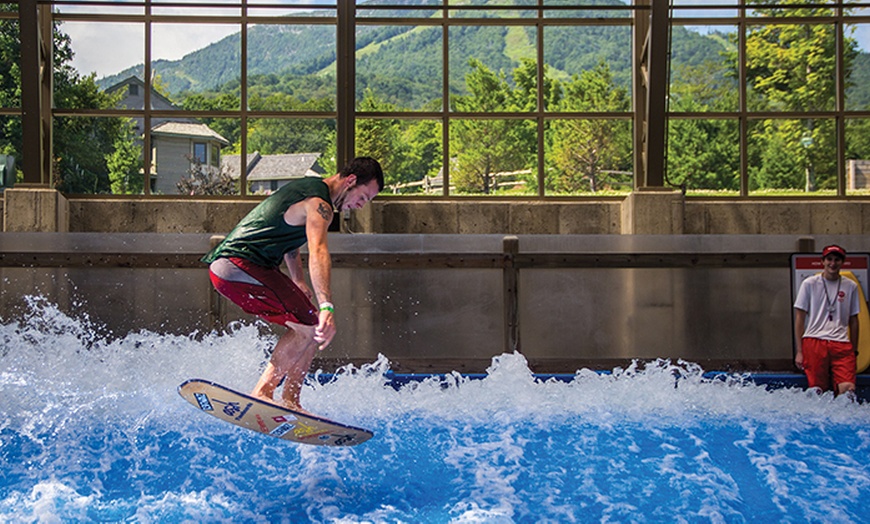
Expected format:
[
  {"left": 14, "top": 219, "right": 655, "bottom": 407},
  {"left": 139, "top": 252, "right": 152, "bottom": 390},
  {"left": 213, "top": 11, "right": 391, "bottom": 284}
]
[
  {"left": 843, "top": 271, "right": 870, "bottom": 374},
  {"left": 177, "top": 378, "right": 373, "bottom": 447}
]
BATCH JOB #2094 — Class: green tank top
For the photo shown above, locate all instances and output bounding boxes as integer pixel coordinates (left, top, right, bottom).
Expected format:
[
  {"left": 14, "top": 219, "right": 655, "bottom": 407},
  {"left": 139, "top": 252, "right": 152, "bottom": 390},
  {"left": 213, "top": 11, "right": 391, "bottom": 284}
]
[{"left": 201, "top": 177, "right": 332, "bottom": 268}]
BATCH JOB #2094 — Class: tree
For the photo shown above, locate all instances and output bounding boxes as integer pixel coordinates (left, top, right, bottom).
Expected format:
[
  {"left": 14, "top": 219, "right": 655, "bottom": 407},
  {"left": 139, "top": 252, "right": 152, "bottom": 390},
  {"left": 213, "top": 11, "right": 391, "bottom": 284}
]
[
  {"left": 734, "top": 0, "right": 858, "bottom": 191},
  {"left": 355, "top": 89, "right": 403, "bottom": 187},
  {"left": 548, "top": 61, "right": 632, "bottom": 193},
  {"left": 246, "top": 93, "right": 333, "bottom": 155},
  {"left": 450, "top": 59, "right": 535, "bottom": 194},
  {"left": 106, "top": 119, "right": 144, "bottom": 194},
  {"left": 176, "top": 158, "right": 236, "bottom": 195},
  {"left": 398, "top": 118, "right": 442, "bottom": 187},
  {"left": 667, "top": 61, "right": 740, "bottom": 191},
  {"left": 53, "top": 74, "right": 133, "bottom": 194}
]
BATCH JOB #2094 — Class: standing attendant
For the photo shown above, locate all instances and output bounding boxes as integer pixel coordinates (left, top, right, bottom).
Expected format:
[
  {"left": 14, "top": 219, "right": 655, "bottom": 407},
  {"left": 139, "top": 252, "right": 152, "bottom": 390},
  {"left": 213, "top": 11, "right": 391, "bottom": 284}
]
[
  {"left": 793, "top": 244, "right": 860, "bottom": 396},
  {"left": 203, "top": 157, "right": 384, "bottom": 411}
]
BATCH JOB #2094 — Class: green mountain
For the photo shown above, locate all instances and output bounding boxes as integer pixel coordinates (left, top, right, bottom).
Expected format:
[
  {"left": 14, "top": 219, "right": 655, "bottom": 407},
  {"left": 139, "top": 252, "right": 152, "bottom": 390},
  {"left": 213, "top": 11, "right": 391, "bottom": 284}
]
[{"left": 96, "top": 3, "right": 870, "bottom": 111}]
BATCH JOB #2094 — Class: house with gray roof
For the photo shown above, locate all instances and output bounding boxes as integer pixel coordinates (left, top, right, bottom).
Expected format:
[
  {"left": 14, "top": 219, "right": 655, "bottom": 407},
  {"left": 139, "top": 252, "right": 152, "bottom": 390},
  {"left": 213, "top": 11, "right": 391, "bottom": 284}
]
[
  {"left": 151, "top": 122, "right": 230, "bottom": 194},
  {"left": 221, "top": 152, "right": 326, "bottom": 194},
  {"left": 107, "top": 76, "right": 230, "bottom": 194}
]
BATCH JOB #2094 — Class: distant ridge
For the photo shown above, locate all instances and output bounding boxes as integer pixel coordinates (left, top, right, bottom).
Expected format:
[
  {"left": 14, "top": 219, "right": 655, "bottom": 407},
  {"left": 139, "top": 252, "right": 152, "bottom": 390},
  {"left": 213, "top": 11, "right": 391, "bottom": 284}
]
[{"left": 94, "top": 1, "right": 870, "bottom": 110}]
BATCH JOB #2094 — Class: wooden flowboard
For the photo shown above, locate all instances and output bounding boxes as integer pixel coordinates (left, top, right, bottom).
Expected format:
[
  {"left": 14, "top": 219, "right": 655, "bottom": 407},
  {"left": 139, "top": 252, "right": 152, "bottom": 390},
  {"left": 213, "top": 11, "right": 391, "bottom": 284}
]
[{"left": 178, "top": 378, "right": 373, "bottom": 447}]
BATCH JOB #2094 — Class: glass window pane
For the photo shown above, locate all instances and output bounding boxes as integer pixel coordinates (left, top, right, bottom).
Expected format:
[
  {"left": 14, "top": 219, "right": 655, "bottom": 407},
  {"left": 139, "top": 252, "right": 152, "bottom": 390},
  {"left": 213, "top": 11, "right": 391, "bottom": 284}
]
[
  {"left": 544, "top": 26, "right": 632, "bottom": 112},
  {"left": 151, "top": 0, "right": 241, "bottom": 17},
  {"left": 846, "top": 24, "right": 870, "bottom": 111},
  {"left": 54, "top": 116, "right": 144, "bottom": 194},
  {"left": 0, "top": 13, "right": 19, "bottom": 108},
  {"left": 248, "top": 24, "right": 336, "bottom": 111},
  {"left": 847, "top": 118, "right": 870, "bottom": 196},
  {"left": 0, "top": 115, "right": 22, "bottom": 187},
  {"left": 244, "top": 117, "right": 334, "bottom": 194},
  {"left": 64, "top": 21, "right": 144, "bottom": 81},
  {"left": 670, "top": 25, "right": 738, "bottom": 112},
  {"left": 54, "top": 1, "right": 142, "bottom": 15},
  {"left": 749, "top": 2, "right": 838, "bottom": 18},
  {"left": 449, "top": 26, "right": 537, "bottom": 111},
  {"left": 448, "top": 0, "right": 537, "bottom": 18},
  {"left": 250, "top": 0, "right": 336, "bottom": 17},
  {"left": 542, "top": 0, "right": 631, "bottom": 20},
  {"left": 357, "top": 0, "right": 440, "bottom": 19},
  {"left": 667, "top": 118, "right": 739, "bottom": 194},
  {"left": 151, "top": 23, "right": 240, "bottom": 97},
  {"left": 546, "top": 118, "right": 633, "bottom": 194},
  {"left": 671, "top": 0, "right": 738, "bottom": 18},
  {"left": 745, "top": 24, "right": 837, "bottom": 112},
  {"left": 747, "top": 118, "right": 836, "bottom": 195},
  {"left": 246, "top": 117, "right": 334, "bottom": 155},
  {"left": 356, "top": 118, "right": 442, "bottom": 194},
  {"left": 193, "top": 142, "right": 207, "bottom": 163},
  {"left": 356, "top": 25, "right": 442, "bottom": 111},
  {"left": 152, "top": 119, "right": 233, "bottom": 195},
  {"left": 845, "top": 0, "right": 870, "bottom": 16},
  {"left": 449, "top": 118, "right": 537, "bottom": 195}
]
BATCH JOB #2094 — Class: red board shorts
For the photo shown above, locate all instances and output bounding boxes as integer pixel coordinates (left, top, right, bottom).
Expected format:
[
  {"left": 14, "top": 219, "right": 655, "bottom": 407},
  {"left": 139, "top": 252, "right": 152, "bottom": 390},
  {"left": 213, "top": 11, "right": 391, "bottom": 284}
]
[
  {"left": 209, "top": 257, "right": 318, "bottom": 327},
  {"left": 801, "top": 337, "right": 857, "bottom": 391}
]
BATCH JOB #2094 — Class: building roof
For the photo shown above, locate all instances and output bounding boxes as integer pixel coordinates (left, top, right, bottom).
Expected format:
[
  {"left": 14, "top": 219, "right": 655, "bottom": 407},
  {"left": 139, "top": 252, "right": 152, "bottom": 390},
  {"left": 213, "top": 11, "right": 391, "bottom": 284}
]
[
  {"left": 105, "top": 75, "right": 180, "bottom": 111},
  {"left": 151, "top": 121, "right": 230, "bottom": 145},
  {"left": 221, "top": 152, "right": 325, "bottom": 181}
]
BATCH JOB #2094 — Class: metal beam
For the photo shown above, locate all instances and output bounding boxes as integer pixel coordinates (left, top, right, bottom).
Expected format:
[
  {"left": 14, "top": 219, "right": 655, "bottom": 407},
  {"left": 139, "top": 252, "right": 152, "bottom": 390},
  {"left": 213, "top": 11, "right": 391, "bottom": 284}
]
[
  {"left": 642, "top": 0, "right": 669, "bottom": 187},
  {"left": 19, "top": 0, "right": 47, "bottom": 185},
  {"left": 336, "top": 0, "right": 355, "bottom": 168}
]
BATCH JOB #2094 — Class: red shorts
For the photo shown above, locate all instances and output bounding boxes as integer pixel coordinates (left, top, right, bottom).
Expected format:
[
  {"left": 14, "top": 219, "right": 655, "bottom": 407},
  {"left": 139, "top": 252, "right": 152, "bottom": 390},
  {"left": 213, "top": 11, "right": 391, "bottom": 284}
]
[
  {"left": 209, "top": 257, "right": 318, "bottom": 327},
  {"left": 801, "top": 337, "right": 857, "bottom": 391}
]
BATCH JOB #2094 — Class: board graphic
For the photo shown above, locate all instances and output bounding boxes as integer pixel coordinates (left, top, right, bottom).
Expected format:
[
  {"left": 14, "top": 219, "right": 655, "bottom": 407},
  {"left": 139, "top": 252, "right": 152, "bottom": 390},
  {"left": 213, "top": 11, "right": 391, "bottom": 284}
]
[{"left": 178, "top": 378, "right": 373, "bottom": 447}]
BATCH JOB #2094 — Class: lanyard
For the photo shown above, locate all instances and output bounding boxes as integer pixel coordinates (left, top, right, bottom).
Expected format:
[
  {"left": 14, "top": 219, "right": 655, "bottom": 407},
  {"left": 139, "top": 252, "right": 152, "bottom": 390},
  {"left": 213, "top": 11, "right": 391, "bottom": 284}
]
[{"left": 822, "top": 276, "right": 841, "bottom": 321}]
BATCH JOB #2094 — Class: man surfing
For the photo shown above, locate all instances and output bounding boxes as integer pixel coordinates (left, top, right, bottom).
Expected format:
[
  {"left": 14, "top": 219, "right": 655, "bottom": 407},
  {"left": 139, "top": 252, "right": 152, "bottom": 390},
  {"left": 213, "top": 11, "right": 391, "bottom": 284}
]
[{"left": 202, "top": 157, "right": 384, "bottom": 411}]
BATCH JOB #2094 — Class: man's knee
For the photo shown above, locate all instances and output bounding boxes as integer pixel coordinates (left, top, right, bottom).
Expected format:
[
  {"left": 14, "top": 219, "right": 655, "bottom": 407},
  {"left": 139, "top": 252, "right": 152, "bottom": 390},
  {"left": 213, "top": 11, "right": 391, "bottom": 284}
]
[{"left": 282, "top": 322, "right": 317, "bottom": 340}]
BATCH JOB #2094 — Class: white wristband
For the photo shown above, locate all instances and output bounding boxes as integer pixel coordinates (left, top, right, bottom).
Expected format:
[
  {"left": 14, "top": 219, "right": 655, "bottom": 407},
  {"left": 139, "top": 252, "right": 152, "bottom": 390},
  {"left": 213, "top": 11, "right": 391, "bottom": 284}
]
[{"left": 319, "top": 301, "right": 335, "bottom": 313}]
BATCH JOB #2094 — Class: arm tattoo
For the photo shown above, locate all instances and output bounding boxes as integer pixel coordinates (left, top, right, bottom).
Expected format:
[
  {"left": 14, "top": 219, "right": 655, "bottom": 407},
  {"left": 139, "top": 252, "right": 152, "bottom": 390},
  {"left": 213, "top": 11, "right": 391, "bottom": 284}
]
[{"left": 316, "top": 202, "right": 332, "bottom": 221}]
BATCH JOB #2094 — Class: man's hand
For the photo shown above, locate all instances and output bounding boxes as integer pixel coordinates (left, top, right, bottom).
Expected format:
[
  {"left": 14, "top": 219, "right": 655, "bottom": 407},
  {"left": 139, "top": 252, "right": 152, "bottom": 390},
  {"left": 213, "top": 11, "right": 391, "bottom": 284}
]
[{"left": 314, "top": 309, "right": 336, "bottom": 350}]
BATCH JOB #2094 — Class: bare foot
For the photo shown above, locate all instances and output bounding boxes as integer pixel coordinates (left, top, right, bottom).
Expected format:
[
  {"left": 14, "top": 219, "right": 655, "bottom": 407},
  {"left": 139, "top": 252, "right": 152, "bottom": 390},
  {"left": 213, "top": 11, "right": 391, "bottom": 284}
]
[
  {"left": 282, "top": 403, "right": 315, "bottom": 417},
  {"left": 251, "top": 392, "right": 313, "bottom": 416},
  {"left": 251, "top": 392, "right": 280, "bottom": 405}
]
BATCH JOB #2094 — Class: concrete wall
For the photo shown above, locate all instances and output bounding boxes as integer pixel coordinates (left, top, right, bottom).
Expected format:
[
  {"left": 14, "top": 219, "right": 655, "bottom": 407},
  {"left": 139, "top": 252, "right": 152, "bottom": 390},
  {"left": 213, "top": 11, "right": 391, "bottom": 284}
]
[
  {"left": 850, "top": 160, "right": 870, "bottom": 190},
  {"left": 6, "top": 231, "right": 861, "bottom": 374},
  {"left": 3, "top": 186, "right": 870, "bottom": 235}
]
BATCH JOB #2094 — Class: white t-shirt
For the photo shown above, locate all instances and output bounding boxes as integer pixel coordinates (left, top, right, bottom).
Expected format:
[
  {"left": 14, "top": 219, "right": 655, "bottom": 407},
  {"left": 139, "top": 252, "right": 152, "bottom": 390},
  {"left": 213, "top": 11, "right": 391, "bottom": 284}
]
[{"left": 794, "top": 274, "right": 860, "bottom": 342}]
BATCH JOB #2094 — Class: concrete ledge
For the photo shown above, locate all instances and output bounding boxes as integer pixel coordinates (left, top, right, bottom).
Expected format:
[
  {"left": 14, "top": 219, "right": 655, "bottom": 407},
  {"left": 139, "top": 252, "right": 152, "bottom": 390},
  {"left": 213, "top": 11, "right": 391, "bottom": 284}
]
[
  {"left": 2, "top": 191, "right": 868, "bottom": 236},
  {"left": 3, "top": 186, "right": 68, "bottom": 232}
]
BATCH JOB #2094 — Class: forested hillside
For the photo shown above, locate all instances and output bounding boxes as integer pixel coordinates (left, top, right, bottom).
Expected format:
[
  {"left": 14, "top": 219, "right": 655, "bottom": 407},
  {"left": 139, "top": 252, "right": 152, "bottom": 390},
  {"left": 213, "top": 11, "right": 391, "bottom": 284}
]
[
  {"left": 98, "top": 18, "right": 870, "bottom": 111},
  {"left": 97, "top": 0, "right": 727, "bottom": 105}
]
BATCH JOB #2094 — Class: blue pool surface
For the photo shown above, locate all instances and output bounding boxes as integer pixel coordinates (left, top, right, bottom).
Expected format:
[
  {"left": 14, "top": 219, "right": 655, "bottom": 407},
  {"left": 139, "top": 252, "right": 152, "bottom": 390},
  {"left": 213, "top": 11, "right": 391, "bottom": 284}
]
[{"left": 2, "top": 298, "right": 870, "bottom": 522}]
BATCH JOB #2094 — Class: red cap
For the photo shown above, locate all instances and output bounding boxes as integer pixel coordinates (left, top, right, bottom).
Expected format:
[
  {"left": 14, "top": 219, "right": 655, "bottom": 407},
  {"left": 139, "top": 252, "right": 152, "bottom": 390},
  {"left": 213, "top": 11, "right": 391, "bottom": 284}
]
[{"left": 821, "top": 244, "right": 846, "bottom": 259}]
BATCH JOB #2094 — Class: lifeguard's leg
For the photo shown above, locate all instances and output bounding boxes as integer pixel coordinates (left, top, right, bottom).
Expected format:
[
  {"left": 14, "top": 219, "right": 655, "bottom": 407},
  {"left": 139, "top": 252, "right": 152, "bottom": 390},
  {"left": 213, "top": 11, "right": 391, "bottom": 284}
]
[
  {"left": 801, "top": 338, "right": 831, "bottom": 392},
  {"left": 837, "top": 382, "right": 856, "bottom": 396},
  {"left": 251, "top": 323, "right": 317, "bottom": 410},
  {"left": 831, "top": 341, "right": 857, "bottom": 397}
]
